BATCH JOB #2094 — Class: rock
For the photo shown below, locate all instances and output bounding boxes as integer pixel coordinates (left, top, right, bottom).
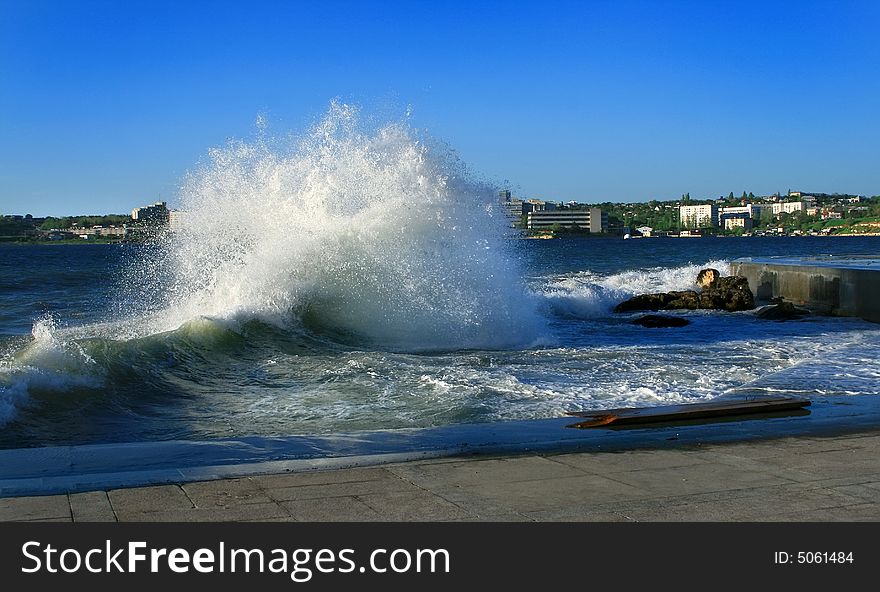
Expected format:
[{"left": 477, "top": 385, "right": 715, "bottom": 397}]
[
  {"left": 614, "top": 273, "right": 755, "bottom": 313},
  {"left": 695, "top": 276, "right": 754, "bottom": 311},
  {"left": 665, "top": 291, "right": 701, "bottom": 309},
  {"left": 613, "top": 291, "right": 699, "bottom": 312},
  {"left": 696, "top": 268, "right": 720, "bottom": 290},
  {"left": 631, "top": 314, "right": 691, "bottom": 328},
  {"left": 612, "top": 293, "right": 668, "bottom": 312},
  {"left": 714, "top": 276, "right": 754, "bottom": 311},
  {"left": 755, "top": 301, "right": 810, "bottom": 321}
]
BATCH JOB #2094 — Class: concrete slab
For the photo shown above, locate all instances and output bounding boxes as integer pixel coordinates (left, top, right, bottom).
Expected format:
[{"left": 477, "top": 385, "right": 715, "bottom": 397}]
[
  {"left": 616, "top": 486, "right": 867, "bottom": 522},
  {"left": 825, "top": 483, "right": 880, "bottom": 504},
  {"left": 406, "top": 487, "right": 533, "bottom": 521},
  {"left": 769, "top": 504, "right": 880, "bottom": 521},
  {"left": 449, "top": 513, "right": 535, "bottom": 522},
  {"left": 251, "top": 467, "right": 394, "bottom": 489},
  {"left": 183, "top": 478, "right": 275, "bottom": 508},
  {"left": 0, "top": 495, "right": 70, "bottom": 522},
  {"left": 261, "top": 476, "right": 418, "bottom": 502},
  {"left": 549, "top": 448, "right": 710, "bottom": 473},
  {"left": 387, "top": 455, "right": 587, "bottom": 489},
  {"left": 601, "top": 461, "right": 796, "bottom": 496},
  {"left": 279, "top": 496, "right": 383, "bottom": 521},
  {"left": 790, "top": 473, "right": 880, "bottom": 491},
  {"left": 521, "top": 509, "right": 634, "bottom": 522},
  {"left": 357, "top": 490, "right": 471, "bottom": 521},
  {"left": 115, "top": 502, "right": 291, "bottom": 523},
  {"left": 108, "top": 485, "right": 193, "bottom": 513},
  {"left": 70, "top": 491, "right": 115, "bottom": 522},
  {"left": 679, "top": 450, "right": 821, "bottom": 483},
  {"left": 759, "top": 451, "right": 880, "bottom": 480},
  {"left": 434, "top": 474, "right": 650, "bottom": 513},
  {"left": 682, "top": 437, "right": 829, "bottom": 460}
]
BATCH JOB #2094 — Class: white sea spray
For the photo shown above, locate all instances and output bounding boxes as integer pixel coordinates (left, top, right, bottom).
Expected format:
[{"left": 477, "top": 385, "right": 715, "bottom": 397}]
[{"left": 141, "top": 102, "right": 545, "bottom": 351}]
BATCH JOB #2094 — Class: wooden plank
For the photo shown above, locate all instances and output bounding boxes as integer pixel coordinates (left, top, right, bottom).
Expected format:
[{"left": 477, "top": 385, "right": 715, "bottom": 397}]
[{"left": 565, "top": 395, "right": 810, "bottom": 429}]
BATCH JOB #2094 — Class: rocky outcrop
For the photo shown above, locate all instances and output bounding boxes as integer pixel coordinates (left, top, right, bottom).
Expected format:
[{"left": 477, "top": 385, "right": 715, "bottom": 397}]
[
  {"left": 696, "top": 268, "right": 720, "bottom": 290},
  {"left": 614, "top": 291, "right": 698, "bottom": 312},
  {"left": 696, "top": 276, "right": 754, "bottom": 311},
  {"left": 631, "top": 314, "right": 691, "bottom": 328},
  {"left": 614, "top": 269, "right": 755, "bottom": 313},
  {"left": 755, "top": 301, "right": 810, "bottom": 321}
]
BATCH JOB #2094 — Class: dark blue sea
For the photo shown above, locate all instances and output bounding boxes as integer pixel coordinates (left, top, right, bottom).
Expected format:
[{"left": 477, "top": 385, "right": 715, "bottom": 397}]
[{"left": 1, "top": 236, "right": 879, "bottom": 449}]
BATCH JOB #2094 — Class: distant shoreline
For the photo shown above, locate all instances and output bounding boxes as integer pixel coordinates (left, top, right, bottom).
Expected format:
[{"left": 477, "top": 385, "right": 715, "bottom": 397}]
[
  {"left": 518, "top": 233, "right": 880, "bottom": 240},
  {"left": 3, "top": 233, "right": 880, "bottom": 247},
  {"left": 0, "top": 239, "right": 128, "bottom": 246}
]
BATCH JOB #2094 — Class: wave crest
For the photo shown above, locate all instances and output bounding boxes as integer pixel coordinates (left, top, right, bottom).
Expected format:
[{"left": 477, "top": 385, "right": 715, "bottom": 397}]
[
  {"left": 0, "top": 317, "right": 103, "bottom": 426},
  {"left": 133, "top": 102, "right": 544, "bottom": 351}
]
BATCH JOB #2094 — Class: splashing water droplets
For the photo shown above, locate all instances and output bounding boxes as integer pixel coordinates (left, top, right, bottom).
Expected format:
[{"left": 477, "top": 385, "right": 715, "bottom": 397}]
[{"left": 146, "top": 104, "right": 543, "bottom": 350}]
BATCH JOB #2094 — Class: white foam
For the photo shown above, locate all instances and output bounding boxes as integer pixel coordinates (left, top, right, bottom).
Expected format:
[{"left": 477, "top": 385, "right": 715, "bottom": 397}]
[
  {"left": 0, "top": 317, "right": 103, "bottom": 427},
  {"left": 0, "top": 377, "right": 28, "bottom": 426},
  {"left": 127, "top": 102, "right": 544, "bottom": 351},
  {"left": 539, "top": 259, "right": 732, "bottom": 317}
]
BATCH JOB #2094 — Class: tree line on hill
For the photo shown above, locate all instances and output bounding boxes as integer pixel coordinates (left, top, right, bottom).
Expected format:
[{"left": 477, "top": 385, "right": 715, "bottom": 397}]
[
  {"left": 0, "top": 214, "right": 131, "bottom": 240},
  {"left": 596, "top": 195, "right": 880, "bottom": 235},
  {"left": 37, "top": 215, "right": 130, "bottom": 230}
]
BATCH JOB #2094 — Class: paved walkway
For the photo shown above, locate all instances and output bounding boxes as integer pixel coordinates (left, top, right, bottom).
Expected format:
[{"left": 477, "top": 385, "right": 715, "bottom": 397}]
[{"left": 2, "top": 430, "right": 879, "bottom": 522}]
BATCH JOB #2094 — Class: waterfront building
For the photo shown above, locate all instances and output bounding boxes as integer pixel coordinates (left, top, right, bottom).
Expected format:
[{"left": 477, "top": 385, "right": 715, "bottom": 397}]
[
  {"left": 501, "top": 198, "right": 526, "bottom": 218},
  {"left": 95, "top": 226, "right": 126, "bottom": 237},
  {"left": 526, "top": 207, "right": 606, "bottom": 233},
  {"left": 719, "top": 203, "right": 772, "bottom": 221},
  {"left": 749, "top": 204, "right": 773, "bottom": 220},
  {"left": 526, "top": 198, "right": 555, "bottom": 212},
  {"left": 770, "top": 201, "right": 804, "bottom": 215},
  {"left": 131, "top": 201, "right": 170, "bottom": 225},
  {"left": 69, "top": 225, "right": 127, "bottom": 238},
  {"left": 722, "top": 215, "right": 753, "bottom": 231},
  {"left": 822, "top": 209, "right": 843, "bottom": 220},
  {"left": 498, "top": 192, "right": 558, "bottom": 219},
  {"left": 679, "top": 204, "right": 718, "bottom": 228}
]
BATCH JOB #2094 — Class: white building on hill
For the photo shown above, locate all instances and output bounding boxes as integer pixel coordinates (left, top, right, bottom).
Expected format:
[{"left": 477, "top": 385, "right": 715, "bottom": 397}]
[{"left": 679, "top": 204, "right": 718, "bottom": 228}]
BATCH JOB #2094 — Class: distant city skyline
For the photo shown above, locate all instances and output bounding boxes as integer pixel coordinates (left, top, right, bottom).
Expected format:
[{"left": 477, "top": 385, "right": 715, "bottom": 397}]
[{"left": 2, "top": 0, "right": 879, "bottom": 217}]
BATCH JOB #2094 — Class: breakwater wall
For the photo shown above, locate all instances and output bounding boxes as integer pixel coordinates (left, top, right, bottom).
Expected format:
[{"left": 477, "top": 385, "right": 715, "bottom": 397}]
[{"left": 731, "top": 257, "right": 880, "bottom": 322}]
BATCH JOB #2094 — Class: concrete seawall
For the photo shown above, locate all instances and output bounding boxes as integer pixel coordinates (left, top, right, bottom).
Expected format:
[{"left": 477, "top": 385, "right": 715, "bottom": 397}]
[{"left": 731, "top": 257, "right": 880, "bottom": 322}]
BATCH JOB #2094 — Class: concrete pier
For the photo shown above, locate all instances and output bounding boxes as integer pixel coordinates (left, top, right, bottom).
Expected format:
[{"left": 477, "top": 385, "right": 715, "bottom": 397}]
[
  {"left": 2, "top": 429, "right": 879, "bottom": 522},
  {"left": 2, "top": 396, "right": 880, "bottom": 521},
  {"left": 731, "top": 256, "right": 880, "bottom": 322}
]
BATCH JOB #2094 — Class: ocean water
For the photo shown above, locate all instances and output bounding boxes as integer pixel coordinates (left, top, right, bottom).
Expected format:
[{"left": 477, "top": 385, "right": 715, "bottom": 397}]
[{"left": 2, "top": 109, "right": 879, "bottom": 449}]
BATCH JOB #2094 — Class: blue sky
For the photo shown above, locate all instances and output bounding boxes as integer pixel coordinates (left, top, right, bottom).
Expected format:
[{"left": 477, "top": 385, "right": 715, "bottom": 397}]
[{"left": 1, "top": 0, "right": 878, "bottom": 216}]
